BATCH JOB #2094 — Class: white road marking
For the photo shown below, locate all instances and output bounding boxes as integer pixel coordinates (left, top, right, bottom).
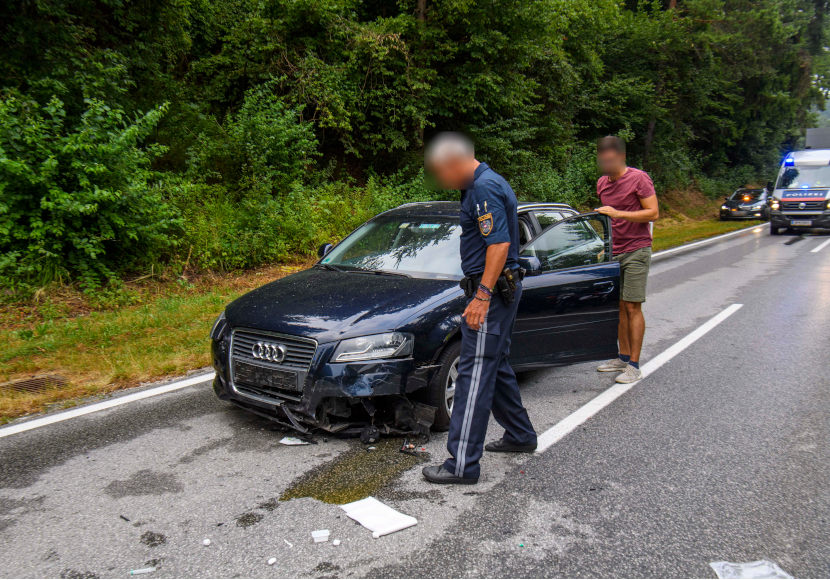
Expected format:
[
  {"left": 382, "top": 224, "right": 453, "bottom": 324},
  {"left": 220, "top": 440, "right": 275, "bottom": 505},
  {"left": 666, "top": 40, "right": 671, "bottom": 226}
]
[
  {"left": 652, "top": 223, "right": 765, "bottom": 259},
  {"left": 811, "top": 238, "right": 830, "bottom": 253},
  {"left": 535, "top": 303, "right": 743, "bottom": 453},
  {"left": 0, "top": 372, "right": 215, "bottom": 439}
]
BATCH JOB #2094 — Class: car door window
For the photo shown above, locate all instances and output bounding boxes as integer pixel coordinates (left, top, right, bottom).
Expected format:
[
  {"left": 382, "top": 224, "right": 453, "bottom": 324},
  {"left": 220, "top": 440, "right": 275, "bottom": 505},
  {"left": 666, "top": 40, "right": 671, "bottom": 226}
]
[
  {"left": 521, "top": 214, "right": 611, "bottom": 272},
  {"left": 532, "top": 211, "right": 564, "bottom": 231},
  {"left": 518, "top": 217, "right": 533, "bottom": 246}
]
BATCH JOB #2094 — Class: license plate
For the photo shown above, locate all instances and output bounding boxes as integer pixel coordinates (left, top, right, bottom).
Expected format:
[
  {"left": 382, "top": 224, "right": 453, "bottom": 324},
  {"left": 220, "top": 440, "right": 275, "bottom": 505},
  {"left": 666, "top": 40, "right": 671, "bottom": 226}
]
[
  {"left": 234, "top": 360, "right": 299, "bottom": 391},
  {"left": 791, "top": 220, "right": 812, "bottom": 226}
]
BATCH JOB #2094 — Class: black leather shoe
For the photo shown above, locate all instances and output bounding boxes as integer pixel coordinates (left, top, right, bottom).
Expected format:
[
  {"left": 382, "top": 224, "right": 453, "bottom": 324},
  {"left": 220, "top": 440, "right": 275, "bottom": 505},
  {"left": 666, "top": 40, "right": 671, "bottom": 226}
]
[
  {"left": 485, "top": 438, "right": 537, "bottom": 453},
  {"left": 422, "top": 465, "right": 478, "bottom": 485}
]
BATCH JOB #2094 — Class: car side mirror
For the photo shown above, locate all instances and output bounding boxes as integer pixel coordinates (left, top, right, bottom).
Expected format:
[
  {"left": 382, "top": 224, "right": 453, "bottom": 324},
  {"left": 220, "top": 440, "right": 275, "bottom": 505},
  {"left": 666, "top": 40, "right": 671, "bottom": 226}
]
[
  {"left": 767, "top": 181, "right": 775, "bottom": 192},
  {"left": 518, "top": 255, "right": 542, "bottom": 276},
  {"left": 318, "top": 243, "right": 333, "bottom": 258}
]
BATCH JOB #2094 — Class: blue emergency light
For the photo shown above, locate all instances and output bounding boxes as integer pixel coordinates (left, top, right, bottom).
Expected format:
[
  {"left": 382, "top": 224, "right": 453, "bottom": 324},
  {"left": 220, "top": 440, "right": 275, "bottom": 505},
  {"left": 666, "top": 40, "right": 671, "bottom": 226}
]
[{"left": 785, "top": 157, "right": 795, "bottom": 166}]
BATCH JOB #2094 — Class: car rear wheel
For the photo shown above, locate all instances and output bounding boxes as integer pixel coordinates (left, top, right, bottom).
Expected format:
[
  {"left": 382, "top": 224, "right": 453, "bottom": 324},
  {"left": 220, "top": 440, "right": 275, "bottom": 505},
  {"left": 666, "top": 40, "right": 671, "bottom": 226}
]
[{"left": 427, "top": 339, "right": 461, "bottom": 431}]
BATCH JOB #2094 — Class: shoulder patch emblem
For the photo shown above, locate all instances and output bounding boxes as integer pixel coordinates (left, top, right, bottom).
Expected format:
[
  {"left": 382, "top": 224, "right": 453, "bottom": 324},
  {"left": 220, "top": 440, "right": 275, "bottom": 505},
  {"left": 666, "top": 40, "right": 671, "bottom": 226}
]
[{"left": 478, "top": 213, "right": 493, "bottom": 236}]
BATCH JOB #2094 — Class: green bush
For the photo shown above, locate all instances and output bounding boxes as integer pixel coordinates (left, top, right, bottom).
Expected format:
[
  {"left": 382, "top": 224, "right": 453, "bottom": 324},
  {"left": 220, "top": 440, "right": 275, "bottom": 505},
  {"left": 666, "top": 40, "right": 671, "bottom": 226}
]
[{"left": 0, "top": 94, "right": 177, "bottom": 291}]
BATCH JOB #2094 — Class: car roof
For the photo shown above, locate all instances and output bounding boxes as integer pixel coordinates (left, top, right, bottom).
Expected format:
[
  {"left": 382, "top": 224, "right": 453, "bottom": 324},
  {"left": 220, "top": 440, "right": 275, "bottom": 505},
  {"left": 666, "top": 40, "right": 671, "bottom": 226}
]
[
  {"left": 788, "top": 149, "right": 830, "bottom": 165},
  {"left": 381, "top": 201, "right": 576, "bottom": 218}
]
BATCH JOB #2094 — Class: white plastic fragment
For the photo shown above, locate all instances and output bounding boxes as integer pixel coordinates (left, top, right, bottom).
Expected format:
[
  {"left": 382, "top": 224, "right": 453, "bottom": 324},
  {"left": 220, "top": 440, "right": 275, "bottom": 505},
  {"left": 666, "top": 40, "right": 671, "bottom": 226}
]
[
  {"left": 202, "top": 539, "right": 211, "bottom": 546},
  {"left": 367, "top": 446, "right": 376, "bottom": 450},
  {"left": 129, "top": 567, "right": 156, "bottom": 575},
  {"left": 311, "top": 529, "right": 330, "bottom": 543},
  {"left": 332, "top": 539, "right": 341, "bottom": 546},
  {"left": 279, "top": 437, "right": 309, "bottom": 446},
  {"left": 284, "top": 539, "right": 293, "bottom": 548},
  {"left": 341, "top": 496, "right": 418, "bottom": 538},
  {"left": 267, "top": 558, "right": 277, "bottom": 566},
  {"left": 710, "top": 560, "right": 793, "bottom": 579}
]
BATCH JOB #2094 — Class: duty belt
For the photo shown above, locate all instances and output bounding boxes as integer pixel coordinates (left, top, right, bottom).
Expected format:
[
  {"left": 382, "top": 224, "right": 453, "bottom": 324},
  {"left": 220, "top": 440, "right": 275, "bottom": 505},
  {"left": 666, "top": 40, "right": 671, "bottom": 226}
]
[{"left": 460, "top": 267, "right": 524, "bottom": 304}]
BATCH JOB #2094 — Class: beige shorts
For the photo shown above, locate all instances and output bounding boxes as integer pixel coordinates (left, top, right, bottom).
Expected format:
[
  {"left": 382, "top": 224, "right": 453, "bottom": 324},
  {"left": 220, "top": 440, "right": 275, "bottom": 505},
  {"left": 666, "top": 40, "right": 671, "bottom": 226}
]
[{"left": 613, "top": 246, "right": 652, "bottom": 303}]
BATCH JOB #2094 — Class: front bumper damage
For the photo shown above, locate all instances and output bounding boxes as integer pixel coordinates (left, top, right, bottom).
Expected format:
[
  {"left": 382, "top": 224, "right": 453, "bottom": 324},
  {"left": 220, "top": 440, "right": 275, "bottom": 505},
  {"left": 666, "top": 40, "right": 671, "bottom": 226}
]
[{"left": 211, "top": 336, "right": 438, "bottom": 438}]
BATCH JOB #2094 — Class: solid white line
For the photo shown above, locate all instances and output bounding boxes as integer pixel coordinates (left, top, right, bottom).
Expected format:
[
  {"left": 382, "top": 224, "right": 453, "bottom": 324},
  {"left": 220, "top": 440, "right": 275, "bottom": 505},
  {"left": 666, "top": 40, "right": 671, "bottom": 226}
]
[
  {"left": 652, "top": 223, "right": 765, "bottom": 259},
  {"left": 535, "top": 304, "right": 743, "bottom": 453},
  {"left": 811, "top": 238, "right": 830, "bottom": 253},
  {"left": 0, "top": 372, "right": 215, "bottom": 439}
]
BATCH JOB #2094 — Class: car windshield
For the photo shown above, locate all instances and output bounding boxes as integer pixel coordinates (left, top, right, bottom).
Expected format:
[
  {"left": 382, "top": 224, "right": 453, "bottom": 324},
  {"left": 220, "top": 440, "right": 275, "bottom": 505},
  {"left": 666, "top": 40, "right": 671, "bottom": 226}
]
[
  {"left": 776, "top": 165, "right": 830, "bottom": 189},
  {"left": 320, "top": 216, "right": 462, "bottom": 277},
  {"left": 729, "top": 190, "right": 763, "bottom": 203}
]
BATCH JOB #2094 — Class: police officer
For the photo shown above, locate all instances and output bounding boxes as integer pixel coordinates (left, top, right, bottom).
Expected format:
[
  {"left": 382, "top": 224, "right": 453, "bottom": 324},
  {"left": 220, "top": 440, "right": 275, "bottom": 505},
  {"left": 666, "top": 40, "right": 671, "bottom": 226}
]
[{"left": 422, "top": 133, "right": 537, "bottom": 485}]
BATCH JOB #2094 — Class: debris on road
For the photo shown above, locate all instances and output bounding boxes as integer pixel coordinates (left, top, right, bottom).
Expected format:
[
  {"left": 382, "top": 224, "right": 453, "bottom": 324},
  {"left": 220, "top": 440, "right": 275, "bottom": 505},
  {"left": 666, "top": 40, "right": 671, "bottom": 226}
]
[
  {"left": 341, "top": 496, "right": 418, "bottom": 538},
  {"left": 202, "top": 539, "right": 211, "bottom": 546},
  {"left": 332, "top": 539, "right": 341, "bottom": 546},
  {"left": 279, "top": 437, "right": 310, "bottom": 446},
  {"left": 710, "top": 560, "right": 793, "bottom": 579},
  {"left": 311, "top": 529, "right": 330, "bottom": 543},
  {"left": 367, "top": 446, "right": 376, "bottom": 451},
  {"left": 129, "top": 567, "right": 156, "bottom": 575},
  {"left": 120, "top": 515, "right": 130, "bottom": 522},
  {"left": 400, "top": 439, "right": 418, "bottom": 457},
  {"left": 360, "top": 425, "right": 380, "bottom": 445},
  {"left": 267, "top": 558, "right": 276, "bottom": 566}
]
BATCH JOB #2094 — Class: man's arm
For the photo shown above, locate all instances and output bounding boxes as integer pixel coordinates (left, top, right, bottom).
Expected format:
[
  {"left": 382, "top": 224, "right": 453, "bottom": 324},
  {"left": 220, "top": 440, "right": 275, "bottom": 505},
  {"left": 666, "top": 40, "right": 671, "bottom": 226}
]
[
  {"left": 597, "top": 195, "right": 659, "bottom": 222},
  {"left": 464, "top": 242, "right": 509, "bottom": 330}
]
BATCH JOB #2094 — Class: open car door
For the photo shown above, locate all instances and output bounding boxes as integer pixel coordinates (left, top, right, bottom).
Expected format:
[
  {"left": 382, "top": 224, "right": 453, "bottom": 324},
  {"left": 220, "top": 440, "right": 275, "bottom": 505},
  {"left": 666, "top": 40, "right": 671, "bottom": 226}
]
[{"left": 510, "top": 212, "right": 620, "bottom": 369}]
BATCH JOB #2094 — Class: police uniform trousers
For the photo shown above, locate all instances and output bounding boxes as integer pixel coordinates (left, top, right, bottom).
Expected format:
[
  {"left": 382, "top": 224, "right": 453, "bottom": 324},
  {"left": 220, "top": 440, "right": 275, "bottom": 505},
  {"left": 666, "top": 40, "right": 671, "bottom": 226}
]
[{"left": 443, "top": 282, "right": 537, "bottom": 479}]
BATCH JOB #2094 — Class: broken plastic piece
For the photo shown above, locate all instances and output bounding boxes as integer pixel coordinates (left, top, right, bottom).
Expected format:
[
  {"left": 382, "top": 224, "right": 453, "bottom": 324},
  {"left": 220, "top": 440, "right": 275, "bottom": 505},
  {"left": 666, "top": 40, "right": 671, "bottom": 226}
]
[
  {"left": 710, "top": 560, "right": 793, "bottom": 579},
  {"left": 120, "top": 515, "right": 130, "bottom": 522},
  {"left": 367, "top": 446, "right": 376, "bottom": 451},
  {"left": 279, "top": 437, "right": 309, "bottom": 446},
  {"left": 332, "top": 539, "right": 341, "bottom": 546},
  {"left": 130, "top": 567, "right": 156, "bottom": 575},
  {"left": 202, "top": 539, "right": 211, "bottom": 546},
  {"left": 284, "top": 539, "right": 293, "bottom": 548},
  {"left": 311, "top": 529, "right": 330, "bottom": 543},
  {"left": 267, "top": 558, "right": 276, "bottom": 566},
  {"left": 360, "top": 425, "right": 381, "bottom": 445},
  {"left": 341, "top": 496, "right": 418, "bottom": 538}
]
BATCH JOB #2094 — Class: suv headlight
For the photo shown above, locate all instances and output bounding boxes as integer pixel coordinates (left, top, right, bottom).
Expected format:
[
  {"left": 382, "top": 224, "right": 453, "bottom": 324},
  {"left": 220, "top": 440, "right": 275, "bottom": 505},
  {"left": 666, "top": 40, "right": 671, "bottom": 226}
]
[
  {"left": 332, "top": 332, "right": 414, "bottom": 362},
  {"left": 771, "top": 199, "right": 780, "bottom": 210}
]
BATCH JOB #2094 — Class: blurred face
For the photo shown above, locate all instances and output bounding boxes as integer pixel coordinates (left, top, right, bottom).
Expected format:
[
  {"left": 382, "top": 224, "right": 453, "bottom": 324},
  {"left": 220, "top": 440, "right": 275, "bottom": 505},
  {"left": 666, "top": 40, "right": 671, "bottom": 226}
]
[
  {"left": 597, "top": 148, "right": 626, "bottom": 175},
  {"left": 429, "top": 156, "right": 475, "bottom": 190}
]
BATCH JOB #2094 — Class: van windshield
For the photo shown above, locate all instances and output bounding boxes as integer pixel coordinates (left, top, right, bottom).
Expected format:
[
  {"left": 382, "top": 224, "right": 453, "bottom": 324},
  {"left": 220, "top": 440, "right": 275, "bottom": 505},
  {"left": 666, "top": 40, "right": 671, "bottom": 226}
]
[{"left": 776, "top": 165, "right": 830, "bottom": 189}]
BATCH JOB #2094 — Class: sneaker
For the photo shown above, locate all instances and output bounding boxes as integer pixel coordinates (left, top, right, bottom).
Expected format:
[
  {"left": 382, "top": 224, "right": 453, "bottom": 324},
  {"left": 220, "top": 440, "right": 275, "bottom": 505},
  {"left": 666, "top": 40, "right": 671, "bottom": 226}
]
[
  {"left": 597, "top": 358, "right": 628, "bottom": 372},
  {"left": 615, "top": 364, "right": 643, "bottom": 384}
]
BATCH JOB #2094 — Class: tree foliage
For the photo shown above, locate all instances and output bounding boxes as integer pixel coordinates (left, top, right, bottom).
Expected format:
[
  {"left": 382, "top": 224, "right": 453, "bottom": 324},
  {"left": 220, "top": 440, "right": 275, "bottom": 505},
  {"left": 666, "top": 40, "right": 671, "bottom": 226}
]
[{"left": 1, "top": 0, "right": 829, "bottom": 289}]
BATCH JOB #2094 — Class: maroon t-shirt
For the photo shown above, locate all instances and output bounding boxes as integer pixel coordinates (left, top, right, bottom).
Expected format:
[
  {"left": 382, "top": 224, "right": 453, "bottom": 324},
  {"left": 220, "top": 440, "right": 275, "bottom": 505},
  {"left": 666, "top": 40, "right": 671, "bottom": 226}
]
[{"left": 597, "top": 167, "right": 656, "bottom": 255}]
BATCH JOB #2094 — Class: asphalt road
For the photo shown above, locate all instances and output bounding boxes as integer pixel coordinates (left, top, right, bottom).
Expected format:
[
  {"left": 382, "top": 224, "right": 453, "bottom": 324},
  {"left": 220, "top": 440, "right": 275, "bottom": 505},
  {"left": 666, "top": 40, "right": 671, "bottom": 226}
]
[{"left": 1, "top": 225, "right": 828, "bottom": 578}]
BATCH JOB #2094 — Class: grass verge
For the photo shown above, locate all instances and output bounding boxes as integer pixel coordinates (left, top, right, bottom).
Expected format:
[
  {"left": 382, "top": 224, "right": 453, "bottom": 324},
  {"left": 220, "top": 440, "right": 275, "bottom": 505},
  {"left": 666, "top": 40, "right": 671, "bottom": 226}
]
[{"left": 653, "top": 219, "right": 764, "bottom": 252}]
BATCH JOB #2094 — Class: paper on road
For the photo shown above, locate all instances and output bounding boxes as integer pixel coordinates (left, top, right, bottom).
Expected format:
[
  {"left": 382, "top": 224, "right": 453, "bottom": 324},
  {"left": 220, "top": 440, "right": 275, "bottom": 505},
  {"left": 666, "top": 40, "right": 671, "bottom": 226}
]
[
  {"left": 710, "top": 560, "right": 793, "bottom": 579},
  {"left": 341, "top": 496, "right": 418, "bottom": 538},
  {"left": 279, "top": 437, "right": 309, "bottom": 446}
]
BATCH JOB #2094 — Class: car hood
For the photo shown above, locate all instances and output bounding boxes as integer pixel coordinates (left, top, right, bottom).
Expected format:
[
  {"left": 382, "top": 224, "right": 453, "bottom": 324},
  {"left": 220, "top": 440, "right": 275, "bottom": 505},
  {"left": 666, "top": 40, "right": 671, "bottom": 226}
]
[
  {"left": 225, "top": 267, "right": 460, "bottom": 344},
  {"left": 724, "top": 199, "right": 762, "bottom": 208}
]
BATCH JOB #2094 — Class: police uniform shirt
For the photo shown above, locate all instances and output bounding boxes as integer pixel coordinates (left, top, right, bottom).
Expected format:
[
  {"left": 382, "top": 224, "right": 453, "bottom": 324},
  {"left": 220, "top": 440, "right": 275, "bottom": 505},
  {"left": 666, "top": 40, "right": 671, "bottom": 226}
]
[{"left": 459, "top": 162, "right": 520, "bottom": 277}]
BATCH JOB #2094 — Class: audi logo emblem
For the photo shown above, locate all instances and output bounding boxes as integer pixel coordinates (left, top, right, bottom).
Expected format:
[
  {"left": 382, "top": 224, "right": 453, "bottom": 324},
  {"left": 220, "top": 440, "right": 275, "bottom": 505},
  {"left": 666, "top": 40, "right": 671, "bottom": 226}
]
[
  {"left": 799, "top": 202, "right": 807, "bottom": 209},
  {"left": 252, "top": 341, "right": 288, "bottom": 363}
]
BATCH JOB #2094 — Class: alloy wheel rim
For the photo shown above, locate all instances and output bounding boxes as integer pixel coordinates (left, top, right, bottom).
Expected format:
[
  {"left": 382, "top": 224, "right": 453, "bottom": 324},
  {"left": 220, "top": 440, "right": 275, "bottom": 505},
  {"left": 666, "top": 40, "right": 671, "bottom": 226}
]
[{"left": 445, "top": 356, "right": 459, "bottom": 416}]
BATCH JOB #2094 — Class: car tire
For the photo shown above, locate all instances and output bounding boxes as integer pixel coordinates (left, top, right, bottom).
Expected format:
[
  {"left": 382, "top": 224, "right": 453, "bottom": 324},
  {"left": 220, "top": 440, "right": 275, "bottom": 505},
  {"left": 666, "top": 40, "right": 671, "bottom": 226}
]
[
  {"left": 427, "top": 339, "right": 462, "bottom": 432},
  {"left": 770, "top": 224, "right": 780, "bottom": 235}
]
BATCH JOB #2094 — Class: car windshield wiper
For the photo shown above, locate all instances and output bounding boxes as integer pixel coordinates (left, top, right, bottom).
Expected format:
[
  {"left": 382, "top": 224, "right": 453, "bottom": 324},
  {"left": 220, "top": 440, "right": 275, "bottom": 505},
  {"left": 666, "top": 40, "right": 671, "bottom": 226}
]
[
  {"left": 315, "top": 263, "right": 344, "bottom": 273},
  {"left": 347, "top": 268, "right": 411, "bottom": 278}
]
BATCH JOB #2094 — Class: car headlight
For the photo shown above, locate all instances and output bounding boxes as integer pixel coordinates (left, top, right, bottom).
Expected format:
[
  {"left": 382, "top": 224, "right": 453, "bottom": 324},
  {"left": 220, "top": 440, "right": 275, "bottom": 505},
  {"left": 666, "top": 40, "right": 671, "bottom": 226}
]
[
  {"left": 721, "top": 205, "right": 728, "bottom": 210},
  {"left": 751, "top": 204, "right": 765, "bottom": 210},
  {"left": 771, "top": 200, "right": 780, "bottom": 210},
  {"left": 209, "top": 311, "right": 227, "bottom": 341},
  {"left": 826, "top": 200, "right": 830, "bottom": 209},
  {"left": 332, "top": 332, "right": 414, "bottom": 362}
]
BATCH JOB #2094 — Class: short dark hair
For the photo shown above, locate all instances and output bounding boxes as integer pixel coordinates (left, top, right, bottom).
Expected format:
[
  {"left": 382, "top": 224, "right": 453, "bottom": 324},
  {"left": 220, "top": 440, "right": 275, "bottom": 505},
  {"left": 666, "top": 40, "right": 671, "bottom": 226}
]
[{"left": 597, "top": 136, "right": 625, "bottom": 154}]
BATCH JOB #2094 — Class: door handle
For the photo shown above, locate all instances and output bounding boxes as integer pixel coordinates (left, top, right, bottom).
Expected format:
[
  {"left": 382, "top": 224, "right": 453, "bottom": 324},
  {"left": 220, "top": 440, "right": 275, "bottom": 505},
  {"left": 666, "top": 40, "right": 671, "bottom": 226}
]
[{"left": 593, "top": 281, "right": 614, "bottom": 293}]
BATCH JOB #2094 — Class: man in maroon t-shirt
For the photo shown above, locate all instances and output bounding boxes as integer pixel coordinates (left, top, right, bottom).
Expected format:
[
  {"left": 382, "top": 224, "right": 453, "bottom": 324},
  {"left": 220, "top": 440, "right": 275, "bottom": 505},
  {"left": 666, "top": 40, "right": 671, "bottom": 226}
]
[{"left": 595, "top": 136, "right": 659, "bottom": 384}]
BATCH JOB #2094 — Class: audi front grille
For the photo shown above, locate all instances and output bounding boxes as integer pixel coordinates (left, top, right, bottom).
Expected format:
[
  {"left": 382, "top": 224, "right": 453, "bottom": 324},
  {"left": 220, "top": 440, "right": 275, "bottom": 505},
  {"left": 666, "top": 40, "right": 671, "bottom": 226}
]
[{"left": 229, "top": 329, "right": 318, "bottom": 404}]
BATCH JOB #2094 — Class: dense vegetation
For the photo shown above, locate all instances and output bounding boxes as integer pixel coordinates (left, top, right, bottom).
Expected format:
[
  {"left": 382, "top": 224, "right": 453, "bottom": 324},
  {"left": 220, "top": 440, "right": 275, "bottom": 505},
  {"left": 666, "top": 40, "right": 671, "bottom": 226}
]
[{"left": 2, "top": 0, "right": 829, "bottom": 293}]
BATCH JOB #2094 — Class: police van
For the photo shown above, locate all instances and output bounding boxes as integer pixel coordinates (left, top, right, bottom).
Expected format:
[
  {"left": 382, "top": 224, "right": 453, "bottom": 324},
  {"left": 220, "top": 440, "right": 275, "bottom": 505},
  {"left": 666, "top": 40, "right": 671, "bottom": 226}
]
[{"left": 769, "top": 128, "right": 830, "bottom": 235}]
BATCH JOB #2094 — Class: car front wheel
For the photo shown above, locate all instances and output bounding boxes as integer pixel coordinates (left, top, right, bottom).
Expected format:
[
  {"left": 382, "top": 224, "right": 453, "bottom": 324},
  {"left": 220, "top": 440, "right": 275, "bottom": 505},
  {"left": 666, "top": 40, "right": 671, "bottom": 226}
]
[{"left": 427, "top": 339, "right": 461, "bottom": 431}]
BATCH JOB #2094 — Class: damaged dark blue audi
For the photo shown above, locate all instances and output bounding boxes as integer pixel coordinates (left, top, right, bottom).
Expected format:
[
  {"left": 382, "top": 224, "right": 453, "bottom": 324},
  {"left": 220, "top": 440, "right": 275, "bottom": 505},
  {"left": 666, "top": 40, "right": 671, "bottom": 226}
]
[{"left": 209, "top": 201, "right": 621, "bottom": 438}]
